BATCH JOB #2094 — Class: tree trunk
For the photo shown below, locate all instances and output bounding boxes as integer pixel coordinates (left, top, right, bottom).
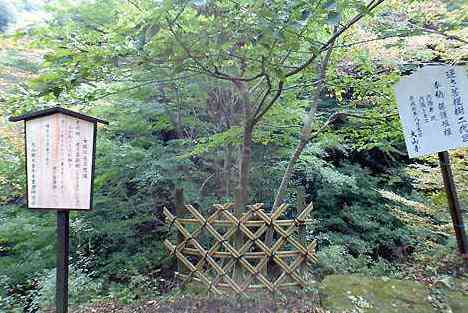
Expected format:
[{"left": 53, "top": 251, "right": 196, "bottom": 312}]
[
  {"left": 272, "top": 139, "right": 307, "bottom": 209},
  {"left": 265, "top": 43, "right": 335, "bottom": 259},
  {"left": 232, "top": 80, "right": 254, "bottom": 281},
  {"left": 235, "top": 122, "right": 254, "bottom": 213},
  {"left": 233, "top": 80, "right": 253, "bottom": 214},
  {"left": 264, "top": 138, "right": 308, "bottom": 253},
  {"left": 223, "top": 145, "right": 233, "bottom": 198},
  {"left": 271, "top": 41, "right": 335, "bottom": 211}
]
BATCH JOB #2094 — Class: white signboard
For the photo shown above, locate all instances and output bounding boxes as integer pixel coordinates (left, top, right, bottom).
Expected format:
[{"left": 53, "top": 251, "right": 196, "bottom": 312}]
[
  {"left": 26, "top": 113, "right": 95, "bottom": 210},
  {"left": 395, "top": 65, "right": 468, "bottom": 158}
]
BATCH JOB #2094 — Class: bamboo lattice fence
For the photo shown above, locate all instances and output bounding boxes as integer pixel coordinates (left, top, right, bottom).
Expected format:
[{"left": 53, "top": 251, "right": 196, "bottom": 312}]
[{"left": 163, "top": 202, "right": 317, "bottom": 295}]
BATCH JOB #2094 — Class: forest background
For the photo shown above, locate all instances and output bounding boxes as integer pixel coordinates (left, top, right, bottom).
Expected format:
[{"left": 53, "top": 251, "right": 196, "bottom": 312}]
[{"left": 0, "top": 0, "right": 467, "bottom": 311}]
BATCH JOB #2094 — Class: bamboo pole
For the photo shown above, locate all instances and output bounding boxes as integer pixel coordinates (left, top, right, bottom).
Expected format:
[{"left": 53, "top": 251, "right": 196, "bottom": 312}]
[
  {"left": 175, "top": 218, "right": 314, "bottom": 226},
  {"left": 175, "top": 189, "right": 186, "bottom": 274}
]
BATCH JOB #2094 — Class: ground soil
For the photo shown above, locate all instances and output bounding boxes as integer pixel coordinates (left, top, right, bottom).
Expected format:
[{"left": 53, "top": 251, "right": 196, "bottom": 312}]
[{"left": 68, "top": 290, "right": 323, "bottom": 313}]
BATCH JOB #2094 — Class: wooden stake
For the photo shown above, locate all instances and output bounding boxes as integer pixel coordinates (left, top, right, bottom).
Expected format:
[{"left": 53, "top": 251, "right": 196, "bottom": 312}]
[
  {"left": 438, "top": 151, "right": 468, "bottom": 266},
  {"left": 56, "top": 211, "right": 69, "bottom": 313}
]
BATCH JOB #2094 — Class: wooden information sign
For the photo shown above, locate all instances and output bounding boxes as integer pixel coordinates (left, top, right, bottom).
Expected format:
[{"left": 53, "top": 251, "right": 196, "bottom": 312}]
[
  {"left": 26, "top": 113, "right": 94, "bottom": 210},
  {"left": 9, "top": 107, "right": 108, "bottom": 313},
  {"left": 394, "top": 65, "right": 468, "bottom": 266}
]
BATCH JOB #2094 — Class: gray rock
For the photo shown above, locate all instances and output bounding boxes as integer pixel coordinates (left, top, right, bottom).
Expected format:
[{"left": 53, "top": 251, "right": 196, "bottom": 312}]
[{"left": 319, "top": 274, "right": 437, "bottom": 313}]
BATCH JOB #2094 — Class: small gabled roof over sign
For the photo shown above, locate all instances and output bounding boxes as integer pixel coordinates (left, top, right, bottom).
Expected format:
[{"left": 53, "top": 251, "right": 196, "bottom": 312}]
[{"left": 9, "top": 106, "right": 109, "bottom": 125}]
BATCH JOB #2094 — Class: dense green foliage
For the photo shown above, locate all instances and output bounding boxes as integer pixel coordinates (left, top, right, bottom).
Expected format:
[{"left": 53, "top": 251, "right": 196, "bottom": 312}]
[{"left": 0, "top": 0, "right": 467, "bottom": 311}]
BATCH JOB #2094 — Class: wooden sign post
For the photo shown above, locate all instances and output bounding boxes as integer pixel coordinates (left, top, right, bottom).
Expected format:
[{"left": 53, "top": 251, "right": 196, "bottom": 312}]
[
  {"left": 438, "top": 151, "right": 468, "bottom": 257},
  {"left": 394, "top": 65, "right": 468, "bottom": 267},
  {"left": 9, "top": 107, "right": 108, "bottom": 313},
  {"left": 56, "top": 210, "right": 69, "bottom": 312}
]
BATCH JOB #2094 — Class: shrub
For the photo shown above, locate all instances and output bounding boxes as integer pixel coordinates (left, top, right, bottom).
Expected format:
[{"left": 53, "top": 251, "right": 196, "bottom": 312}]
[{"left": 30, "top": 264, "right": 104, "bottom": 310}]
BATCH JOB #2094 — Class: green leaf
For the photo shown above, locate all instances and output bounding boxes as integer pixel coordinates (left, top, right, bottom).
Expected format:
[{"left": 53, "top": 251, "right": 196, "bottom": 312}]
[{"left": 173, "top": 62, "right": 184, "bottom": 74}]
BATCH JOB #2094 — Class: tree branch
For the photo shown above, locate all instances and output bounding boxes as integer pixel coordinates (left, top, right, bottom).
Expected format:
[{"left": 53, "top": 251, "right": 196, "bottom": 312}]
[
  {"left": 167, "top": 18, "right": 265, "bottom": 83},
  {"left": 252, "top": 74, "right": 272, "bottom": 118},
  {"left": 88, "top": 74, "right": 199, "bottom": 100},
  {"left": 408, "top": 21, "right": 468, "bottom": 45},
  {"left": 285, "top": 0, "right": 386, "bottom": 78},
  {"left": 253, "top": 80, "right": 284, "bottom": 124},
  {"left": 127, "top": 0, "right": 143, "bottom": 12}
]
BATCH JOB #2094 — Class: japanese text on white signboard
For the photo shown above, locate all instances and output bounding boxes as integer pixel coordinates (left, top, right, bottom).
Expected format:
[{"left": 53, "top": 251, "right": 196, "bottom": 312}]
[
  {"left": 394, "top": 66, "right": 468, "bottom": 158},
  {"left": 26, "top": 113, "right": 94, "bottom": 210}
]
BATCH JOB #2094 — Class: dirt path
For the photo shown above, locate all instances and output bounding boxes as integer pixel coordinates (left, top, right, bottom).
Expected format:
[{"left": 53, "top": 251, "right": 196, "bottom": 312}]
[{"left": 69, "top": 290, "right": 323, "bottom": 313}]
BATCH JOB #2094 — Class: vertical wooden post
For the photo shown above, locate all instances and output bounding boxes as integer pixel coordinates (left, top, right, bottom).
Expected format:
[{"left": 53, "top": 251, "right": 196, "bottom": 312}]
[
  {"left": 233, "top": 188, "right": 244, "bottom": 280},
  {"left": 175, "top": 189, "right": 185, "bottom": 274},
  {"left": 56, "top": 211, "right": 69, "bottom": 313},
  {"left": 296, "top": 187, "right": 308, "bottom": 275},
  {"left": 438, "top": 151, "right": 468, "bottom": 266}
]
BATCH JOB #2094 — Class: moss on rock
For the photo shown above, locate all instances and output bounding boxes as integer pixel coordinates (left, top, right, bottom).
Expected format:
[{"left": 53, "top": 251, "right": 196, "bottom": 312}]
[
  {"left": 446, "top": 290, "right": 468, "bottom": 313},
  {"left": 319, "top": 274, "right": 437, "bottom": 313}
]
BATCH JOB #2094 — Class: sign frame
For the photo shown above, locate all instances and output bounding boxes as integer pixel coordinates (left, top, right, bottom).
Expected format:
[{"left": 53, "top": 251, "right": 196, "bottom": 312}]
[
  {"left": 394, "top": 65, "right": 468, "bottom": 264},
  {"left": 9, "top": 107, "right": 108, "bottom": 211},
  {"left": 10, "top": 106, "right": 108, "bottom": 313}
]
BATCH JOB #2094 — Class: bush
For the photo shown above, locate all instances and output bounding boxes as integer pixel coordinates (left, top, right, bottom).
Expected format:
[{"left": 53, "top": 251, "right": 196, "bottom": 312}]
[
  {"left": 30, "top": 263, "right": 104, "bottom": 310},
  {"left": 294, "top": 144, "right": 446, "bottom": 275},
  {"left": 0, "top": 206, "right": 55, "bottom": 284},
  {"left": 315, "top": 244, "right": 400, "bottom": 278},
  {"left": 0, "top": 130, "right": 25, "bottom": 204}
]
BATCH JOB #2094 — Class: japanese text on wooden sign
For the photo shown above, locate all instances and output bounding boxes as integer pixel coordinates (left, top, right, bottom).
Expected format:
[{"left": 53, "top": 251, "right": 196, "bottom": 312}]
[
  {"left": 394, "top": 66, "right": 468, "bottom": 158},
  {"left": 26, "top": 113, "right": 95, "bottom": 210}
]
